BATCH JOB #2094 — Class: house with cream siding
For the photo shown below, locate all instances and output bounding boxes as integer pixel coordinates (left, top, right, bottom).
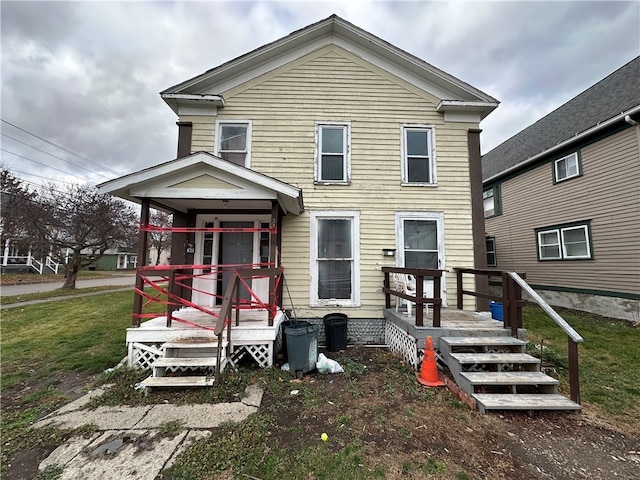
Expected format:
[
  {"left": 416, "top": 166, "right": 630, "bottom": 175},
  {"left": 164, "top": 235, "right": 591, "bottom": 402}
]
[
  {"left": 98, "top": 15, "right": 501, "bottom": 375},
  {"left": 482, "top": 56, "right": 640, "bottom": 322}
]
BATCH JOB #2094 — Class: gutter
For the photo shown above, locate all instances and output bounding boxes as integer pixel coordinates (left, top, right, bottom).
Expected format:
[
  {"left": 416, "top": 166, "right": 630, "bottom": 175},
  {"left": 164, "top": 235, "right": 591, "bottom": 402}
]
[{"left": 484, "top": 104, "right": 640, "bottom": 184}]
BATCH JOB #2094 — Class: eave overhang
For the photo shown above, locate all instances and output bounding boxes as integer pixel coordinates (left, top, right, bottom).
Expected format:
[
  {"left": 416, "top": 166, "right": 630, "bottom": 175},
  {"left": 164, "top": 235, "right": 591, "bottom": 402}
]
[
  {"left": 161, "top": 93, "right": 226, "bottom": 115},
  {"left": 436, "top": 100, "right": 500, "bottom": 120}
]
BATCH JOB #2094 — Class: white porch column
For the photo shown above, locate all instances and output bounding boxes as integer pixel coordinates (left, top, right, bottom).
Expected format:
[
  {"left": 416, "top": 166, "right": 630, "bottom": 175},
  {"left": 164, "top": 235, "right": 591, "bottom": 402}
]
[{"left": 3, "top": 238, "right": 9, "bottom": 266}]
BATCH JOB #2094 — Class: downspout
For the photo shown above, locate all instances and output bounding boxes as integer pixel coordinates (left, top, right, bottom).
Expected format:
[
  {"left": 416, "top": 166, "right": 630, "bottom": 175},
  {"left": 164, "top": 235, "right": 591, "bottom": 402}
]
[{"left": 624, "top": 115, "right": 638, "bottom": 126}]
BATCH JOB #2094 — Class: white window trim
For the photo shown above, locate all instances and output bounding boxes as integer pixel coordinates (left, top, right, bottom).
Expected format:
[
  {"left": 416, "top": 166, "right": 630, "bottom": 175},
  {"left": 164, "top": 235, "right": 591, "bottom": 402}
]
[
  {"left": 554, "top": 152, "right": 579, "bottom": 182},
  {"left": 309, "top": 210, "right": 360, "bottom": 307},
  {"left": 560, "top": 225, "right": 591, "bottom": 259},
  {"left": 537, "top": 224, "right": 591, "bottom": 260},
  {"left": 215, "top": 120, "right": 253, "bottom": 168},
  {"left": 314, "top": 121, "right": 351, "bottom": 184},
  {"left": 400, "top": 124, "right": 437, "bottom": 186}
]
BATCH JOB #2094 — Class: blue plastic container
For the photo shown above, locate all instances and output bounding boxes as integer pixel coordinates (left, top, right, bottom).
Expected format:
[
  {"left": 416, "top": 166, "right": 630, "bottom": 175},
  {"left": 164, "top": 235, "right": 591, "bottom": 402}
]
[{"left": 489, "top": 301, "right": 504, "bottom": 321}]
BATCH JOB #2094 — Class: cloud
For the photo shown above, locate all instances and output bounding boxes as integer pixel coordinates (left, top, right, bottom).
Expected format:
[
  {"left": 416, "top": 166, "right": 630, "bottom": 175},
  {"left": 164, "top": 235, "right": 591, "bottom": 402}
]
[{"left": 1, "top": 0, "right": 638, "bottom": 184}]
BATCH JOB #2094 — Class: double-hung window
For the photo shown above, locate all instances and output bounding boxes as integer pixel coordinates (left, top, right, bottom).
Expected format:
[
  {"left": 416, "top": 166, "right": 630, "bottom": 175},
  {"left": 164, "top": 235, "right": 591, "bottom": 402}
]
[
  {"left": 553, "top": 152, "right": 580, "bottom": 183},
  {"left": 486, "top": 236, "right": 497, "bottom": 267},
  {"left": 402, "top": 126, "right": 436, "bottom": 184},
  {"left": 483, "top": 185, "right": 502, "bottom": 218},
  {"left": 216, "top": 121, "right": 252, "bottom": 167},
  {"left": 316, "top": 123, "right": 350, "bottom": 183},
  {"left": 310, "top": 211, "right": 360, "bottom": 306},
  {"left": 536, "top": 221, "right": 592, "bottom": 260}
]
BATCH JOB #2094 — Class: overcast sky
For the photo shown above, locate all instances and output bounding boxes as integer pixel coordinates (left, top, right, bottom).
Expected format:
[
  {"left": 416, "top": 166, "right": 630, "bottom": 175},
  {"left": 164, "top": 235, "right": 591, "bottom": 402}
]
[{"left": 1, "top": 0, "right": 639, "bottom": 189}]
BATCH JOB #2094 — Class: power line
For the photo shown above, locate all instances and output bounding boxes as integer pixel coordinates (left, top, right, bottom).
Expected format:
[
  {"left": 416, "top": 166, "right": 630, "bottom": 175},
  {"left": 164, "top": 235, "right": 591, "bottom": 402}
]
[
  {"left": 1, "top": 118, "right": 124, "bottom": 177},
  {"left": 1, "top": 147, "right": 94, "bottom": 183},
  {"left": 6, "top": 168, "right": 78, "bottom": 186},
  {"left": 1, "top": 132, "right": 111, "bottom": 179}
]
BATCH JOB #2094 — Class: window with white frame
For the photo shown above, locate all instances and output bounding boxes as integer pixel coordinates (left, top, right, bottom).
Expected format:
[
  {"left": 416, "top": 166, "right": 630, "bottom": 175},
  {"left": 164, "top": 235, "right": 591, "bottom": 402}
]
[
  {"left": 402, "top": 126, "right": 435, "bottom": 184},
  {"left": 486, "top": 236, "right": 497, "bottom": 267},
  {"left": 554, "top": 152, "right": 580, "bottom": 183},
  {"left": 216, "top": 121, "right": 251, "bottom": 167},
  {"left": 483, "top": 185, "right": 501, "bottom": 217},
  {"left": 315, "top": 123, "right": 350, "bottom": 183},
  {"left": 310, "top": 211, "right": 360, "bottom": 306},
  {"left": 536, "top": 222, "right": 592, "bottom": 260}
]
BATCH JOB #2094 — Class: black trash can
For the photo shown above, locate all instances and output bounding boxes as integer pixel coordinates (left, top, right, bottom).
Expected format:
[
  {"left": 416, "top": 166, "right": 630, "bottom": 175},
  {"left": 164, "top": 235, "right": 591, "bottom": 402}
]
[
  {"left": 323, "top": 313, "right": 348, "bottom": 352},
  {"left": 285, "top": 322, "right": 319, "bottom": 377}
]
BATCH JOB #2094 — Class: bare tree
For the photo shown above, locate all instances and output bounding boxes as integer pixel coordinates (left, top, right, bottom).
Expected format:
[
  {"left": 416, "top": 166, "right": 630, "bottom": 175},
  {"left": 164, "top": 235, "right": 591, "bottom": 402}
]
[
  {"left": 148, "top": 210, "right": 172, "bottom": 265},
  {"left": 33, "top": 183, "right": 139, "bottom": 289}
]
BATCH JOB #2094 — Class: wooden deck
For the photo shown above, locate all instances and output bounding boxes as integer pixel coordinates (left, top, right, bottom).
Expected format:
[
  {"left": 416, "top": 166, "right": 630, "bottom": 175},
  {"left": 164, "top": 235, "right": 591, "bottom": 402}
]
[{"left": 384, "top": 307, "right": 526, "bottom": 350}]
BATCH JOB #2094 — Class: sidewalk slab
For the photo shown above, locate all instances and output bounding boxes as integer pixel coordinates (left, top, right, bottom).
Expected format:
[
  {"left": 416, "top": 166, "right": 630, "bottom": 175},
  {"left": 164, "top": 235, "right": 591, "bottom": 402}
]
[
  {"left": 33, "top": 405, "right": 153, "bottom": 430},
  {"left": 137, "top": 402, "right": 257, "bottom": 429}
]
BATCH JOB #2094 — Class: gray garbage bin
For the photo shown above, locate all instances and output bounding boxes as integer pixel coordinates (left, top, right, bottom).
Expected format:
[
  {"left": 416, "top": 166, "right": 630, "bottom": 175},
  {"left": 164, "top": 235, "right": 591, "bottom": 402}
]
[{"left": 285, "top": 322, "right": 319, "bottom": 378}]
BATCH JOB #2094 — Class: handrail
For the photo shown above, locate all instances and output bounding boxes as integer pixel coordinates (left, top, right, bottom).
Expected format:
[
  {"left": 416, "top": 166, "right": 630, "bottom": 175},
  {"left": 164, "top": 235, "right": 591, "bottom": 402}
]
[
  {"left": 509, "top": 272, "right": 583, "bottom": 343},
  {"left": 382, "top": 266, "right": 444, "bottom": 327}
]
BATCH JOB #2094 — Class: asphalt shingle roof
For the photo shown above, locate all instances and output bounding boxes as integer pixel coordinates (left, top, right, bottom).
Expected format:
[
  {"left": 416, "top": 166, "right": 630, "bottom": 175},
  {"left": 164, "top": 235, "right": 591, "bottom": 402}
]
[{"left": 482, "top": 56, "right": 640, "bottom": 181}]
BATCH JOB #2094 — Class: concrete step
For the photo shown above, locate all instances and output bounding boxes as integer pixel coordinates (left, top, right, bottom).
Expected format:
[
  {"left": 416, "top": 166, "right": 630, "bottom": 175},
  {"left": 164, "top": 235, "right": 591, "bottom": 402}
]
[
  {"left": 153, "top": 357, "right": 220, "bottom": 368},
  {"left": 449, "top": 352, "right": 540, "bottom": 365},
  {"left": 461, "top": 371, "right": 558, "bottom": 386},
  {"left": 473, "top": 393, "right": 581, "bottom": 413},
  {"left": 140, "top": 375, "right": 215, "bottom": 388}
]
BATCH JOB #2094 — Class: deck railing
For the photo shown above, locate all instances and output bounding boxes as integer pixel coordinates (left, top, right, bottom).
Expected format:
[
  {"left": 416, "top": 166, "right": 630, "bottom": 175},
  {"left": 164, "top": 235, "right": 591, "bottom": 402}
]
[
  {"left": 454, "top": 267, "right": 583, "bottom": 404},
  {"left": 382, "top": 267, "right": 444, "bottom": 327}
]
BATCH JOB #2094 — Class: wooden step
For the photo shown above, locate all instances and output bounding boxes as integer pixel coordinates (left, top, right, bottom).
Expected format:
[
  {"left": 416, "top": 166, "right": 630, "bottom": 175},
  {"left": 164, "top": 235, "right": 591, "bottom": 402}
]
[
  {"left": 461, "top": 371, "right": 558, "bottom": 386},
  {"left": 152, "top": 357, "right": 220, "bottom": 368},
  {"left": 163, "top": 341, "right": 224, "bottom": 349},
  {"left": 440, "top": 337, "right": 526, "bottom": 347},
  {"left": 473, "top": 393, "right": 581, "bottom": 412},
  {"left": 449, "top": 353, "right": 540, "bottom": 365},
  {"left": 140, "top": 375, "right": 215, "bottom": 388}
]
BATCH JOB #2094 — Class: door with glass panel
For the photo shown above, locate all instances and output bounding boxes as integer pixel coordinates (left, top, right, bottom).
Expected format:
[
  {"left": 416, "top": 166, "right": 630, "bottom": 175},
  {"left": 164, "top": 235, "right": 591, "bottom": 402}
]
[{"left": 396, "top": 213, "right": 446, "bottom": 306}]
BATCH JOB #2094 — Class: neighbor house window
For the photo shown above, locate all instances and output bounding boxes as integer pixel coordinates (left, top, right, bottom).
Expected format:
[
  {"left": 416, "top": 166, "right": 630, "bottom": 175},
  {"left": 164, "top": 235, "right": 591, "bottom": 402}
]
[
  {"left": 216, "top": 121, "right": 252, "bottom": 167},
  {"left": 402, "top": 126, "right": 436, "bottom": 184},
  {"left": 483, "top": 185, "right": 502, "bottom": 217},
  {"left": 536, "top": 221, "right": 592, "bottom": 260},
  {"left": 486, "top": 236, "right": 497, "bottom": 267},
  {"left": 315, "top": 123, "right": 350, "bottom": 183},
  {"left": 310, "top": 211, "right": 360, "bottom": 306},
  {"left": 553, "top": 152, "right": 580, "bottom": 183}
]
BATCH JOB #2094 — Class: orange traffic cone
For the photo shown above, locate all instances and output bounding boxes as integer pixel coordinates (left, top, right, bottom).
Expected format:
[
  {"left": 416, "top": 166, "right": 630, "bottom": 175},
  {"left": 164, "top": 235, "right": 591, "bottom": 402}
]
[{"left": 417, "top": 336, "right": 445, "bottom": 387}]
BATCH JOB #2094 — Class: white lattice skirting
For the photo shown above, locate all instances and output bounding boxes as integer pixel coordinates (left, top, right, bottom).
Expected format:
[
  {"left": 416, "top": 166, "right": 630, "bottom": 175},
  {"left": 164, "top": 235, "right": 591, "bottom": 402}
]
[
  {"left": 128, "top": 342, "right": 163, "bottom": 370},
  {"left": 385, "top": 322, "right": 419, "bottom": 369}
]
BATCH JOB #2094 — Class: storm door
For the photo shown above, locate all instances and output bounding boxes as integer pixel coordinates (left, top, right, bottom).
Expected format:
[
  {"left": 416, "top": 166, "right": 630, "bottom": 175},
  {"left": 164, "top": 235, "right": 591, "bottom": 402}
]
[
  {"left": 218, "top": 221, "right": 254, "bottom": 303},
  {"left": 396, "top": 212, "right": 446, "bottom": 306}
]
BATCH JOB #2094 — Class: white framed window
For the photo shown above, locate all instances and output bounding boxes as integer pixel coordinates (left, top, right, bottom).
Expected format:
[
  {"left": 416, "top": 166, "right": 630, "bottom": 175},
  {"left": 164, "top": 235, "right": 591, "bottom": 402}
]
[
  {"left": 536, "top": 222, "right": 592, "bottom": 260},
  {"left": 401, "top": 125, "right": 436, "bottom": 185},
  {"left": 310, "top": 211, "right": 360, "bottom": 306},
  {"left": 315, "top": 122, "right": 350, "bottom": 183},
  {"left": 554, "top": 152, "right": 580, "bottom": 183},
  {"left": 215, "top": 120, "right": 252, "bottom": 167},
  {"left": 486, "top": 236, "right": 497, "bottom": 267},
  {"left": 483, "top": 185, "right": 501, "bottom": 217}
]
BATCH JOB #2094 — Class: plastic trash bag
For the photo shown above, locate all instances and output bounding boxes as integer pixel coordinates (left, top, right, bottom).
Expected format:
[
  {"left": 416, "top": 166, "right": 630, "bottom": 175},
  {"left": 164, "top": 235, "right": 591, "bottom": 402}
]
[{"left": 316, "top": 353, "right": 344, "bottom": 374}]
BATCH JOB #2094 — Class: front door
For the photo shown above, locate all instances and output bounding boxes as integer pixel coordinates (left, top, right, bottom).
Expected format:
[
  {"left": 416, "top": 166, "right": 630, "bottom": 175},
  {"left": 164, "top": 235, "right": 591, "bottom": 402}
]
[
  {"left": 396, "top": 212, "right": 446, "bottom": 306},
  {"left": 219, "top": 221, "right": 254, "bottom": 303}
]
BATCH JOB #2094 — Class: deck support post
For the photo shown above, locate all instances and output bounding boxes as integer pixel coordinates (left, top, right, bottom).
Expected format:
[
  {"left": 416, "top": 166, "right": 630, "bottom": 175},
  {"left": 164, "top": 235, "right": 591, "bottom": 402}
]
[{"left": 132, "top": 198, "right": 151, "bottom": 328}]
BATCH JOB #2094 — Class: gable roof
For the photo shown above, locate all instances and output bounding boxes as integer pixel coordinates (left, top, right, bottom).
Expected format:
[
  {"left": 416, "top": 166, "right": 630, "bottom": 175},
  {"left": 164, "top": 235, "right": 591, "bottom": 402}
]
[
  {"left": 482, "top": 56, "right": 640, "bottom": 182},
  {"left": 161, "top": 14, "right": 498, "bottom": 119},
  {"left": 96, "top": 152, "right": 304, "bottom": 215}
]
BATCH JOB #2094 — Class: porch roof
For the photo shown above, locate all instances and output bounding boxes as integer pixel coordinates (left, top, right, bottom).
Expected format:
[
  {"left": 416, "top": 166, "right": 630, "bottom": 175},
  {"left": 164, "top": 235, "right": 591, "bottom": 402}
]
[{"left": 97, "top": 151, "right": 304, "bottom": 215}]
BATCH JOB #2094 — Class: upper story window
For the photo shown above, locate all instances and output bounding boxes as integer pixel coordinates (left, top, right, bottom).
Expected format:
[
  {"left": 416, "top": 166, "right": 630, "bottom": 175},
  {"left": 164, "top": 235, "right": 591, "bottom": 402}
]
[
  {"left": 216, "top": 121, "right": 252, "bottom": 167},
  {"left": 315, "top": 123, "right": 350, "bottom": 183},
  {"left": 536, "top": 221, "right": 592, "bottom": 261},
  {"left": 402, "top": 126, "right": 436, "bottom": 185},
  {"left": 553, "top": 152, "right": 581, "bottom": 183},
  {"left": 483, "top": 185, "right": 502, "bottom": 218}
]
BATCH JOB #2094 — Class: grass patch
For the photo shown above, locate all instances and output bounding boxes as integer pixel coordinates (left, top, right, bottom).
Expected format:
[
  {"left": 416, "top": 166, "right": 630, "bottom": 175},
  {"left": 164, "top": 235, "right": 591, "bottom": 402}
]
[{"left": 523, "top": 305, "right": 640, "bottom": 419}]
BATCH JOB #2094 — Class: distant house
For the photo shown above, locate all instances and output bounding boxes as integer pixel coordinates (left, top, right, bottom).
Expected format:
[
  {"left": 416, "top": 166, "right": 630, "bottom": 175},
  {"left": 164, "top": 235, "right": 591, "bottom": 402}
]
[
  {"left": 86, "top": 247, "right": 138, "bottom": 271},
  {"left": 482, "top": 56, "right": 640, "bottom": 322}
]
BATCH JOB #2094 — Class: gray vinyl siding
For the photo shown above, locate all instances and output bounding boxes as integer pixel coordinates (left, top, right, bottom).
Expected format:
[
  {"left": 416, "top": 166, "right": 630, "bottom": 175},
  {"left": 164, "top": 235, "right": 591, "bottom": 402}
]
[
  {"left": 485, "top": 126, "right": 640, "bottom": 296},
  {"left": 181, "top": 45, "right": 478, "bottom": 316}
]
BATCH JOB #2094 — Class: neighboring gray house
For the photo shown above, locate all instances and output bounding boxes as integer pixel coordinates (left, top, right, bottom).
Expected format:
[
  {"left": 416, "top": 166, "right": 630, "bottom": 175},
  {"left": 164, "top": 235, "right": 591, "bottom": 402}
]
[{"left": 482, "top": 56, "right": 640, "bottom": 322}]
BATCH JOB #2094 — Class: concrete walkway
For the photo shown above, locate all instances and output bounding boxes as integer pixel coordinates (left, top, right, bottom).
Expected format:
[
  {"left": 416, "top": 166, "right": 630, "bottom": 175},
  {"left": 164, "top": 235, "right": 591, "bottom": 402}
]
[
  {"left": 1, "top": 274, "right": 136, "bottom": 297},
  {"left": 33, "top": 383, "right": 264, "bottom": 479}
]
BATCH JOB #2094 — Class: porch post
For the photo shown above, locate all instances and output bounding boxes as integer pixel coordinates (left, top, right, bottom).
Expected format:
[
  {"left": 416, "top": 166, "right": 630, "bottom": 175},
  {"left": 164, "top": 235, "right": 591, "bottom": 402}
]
[
  {"left": 3, "top": 238, "right": 9, "bottom": 266},
  {"left": 132, "top": 198, "right": 151, "bottom": 327},
  {"left": 268, "top": 201, "right": 280, "bottom": 326},
  {"left": 468, "top": 128, "right": 490, "bottom": 311}
]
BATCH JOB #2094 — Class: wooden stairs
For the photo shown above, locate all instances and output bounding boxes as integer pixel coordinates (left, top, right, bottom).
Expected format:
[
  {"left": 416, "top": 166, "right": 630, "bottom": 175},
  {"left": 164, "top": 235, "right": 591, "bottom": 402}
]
[
  {"left": 439, "top": 336, "right": 581, "bottom": 413},
  {"left": 140, "top": 338, "right": 229, "bottom": 389}
]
